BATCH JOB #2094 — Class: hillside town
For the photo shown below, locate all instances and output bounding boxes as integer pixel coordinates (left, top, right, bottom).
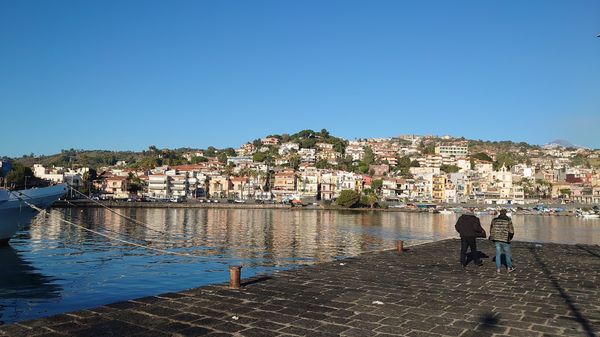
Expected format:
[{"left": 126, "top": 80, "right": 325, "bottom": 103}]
[{"left": 12, "top": 131, "right": 600, "bottom": 206}]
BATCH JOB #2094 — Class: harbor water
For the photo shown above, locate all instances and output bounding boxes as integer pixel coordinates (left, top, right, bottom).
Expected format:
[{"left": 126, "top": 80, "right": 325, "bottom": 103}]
[{"left": 1, "top": 207, "right": 599, "bottom": 324}]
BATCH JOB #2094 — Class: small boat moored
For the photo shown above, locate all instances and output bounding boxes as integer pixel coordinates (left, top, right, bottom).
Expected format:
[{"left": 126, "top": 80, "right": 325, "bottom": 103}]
[{"left": 0, "top": 184, "right": 68, "bottom": 245}]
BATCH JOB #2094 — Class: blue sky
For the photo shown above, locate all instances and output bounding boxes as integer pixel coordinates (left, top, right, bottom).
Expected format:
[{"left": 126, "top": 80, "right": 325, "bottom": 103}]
[{"left": 1, "top": 1, "right": 599, "bottom": 157}]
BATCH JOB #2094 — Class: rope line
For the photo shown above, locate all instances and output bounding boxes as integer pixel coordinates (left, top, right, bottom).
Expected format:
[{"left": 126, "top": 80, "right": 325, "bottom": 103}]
[
  {"left": 12, "top": 187, "right": 448, "bottom": 262},
  {"left": 12, "top": 191, "right": 203, "bottom": 258},
  {"left": 66, "top": 186, "right": 218, "bottom": 247},
  {"left": 60, "top": 198, "right": 182, "bottom": 246},
  {"left": 15, "top": 189, "right": 181, "bottom": 246},
  {"left": 68, "top": 187, "right": 177, "bottom": 237}
]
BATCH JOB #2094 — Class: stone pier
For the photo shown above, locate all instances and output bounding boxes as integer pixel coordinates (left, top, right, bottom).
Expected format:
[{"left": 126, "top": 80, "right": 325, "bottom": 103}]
[{"left": 1, "top": 239, "right": 599, "bottom": 337}]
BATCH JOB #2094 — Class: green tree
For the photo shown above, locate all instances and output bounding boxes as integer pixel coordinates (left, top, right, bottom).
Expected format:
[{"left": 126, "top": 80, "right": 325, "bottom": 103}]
[
  {"left": 253, "top": 152, "right": 272, "bottom": 162},
  {"left": 217, "top": 152, "right": 229, "bottom": 164},
  {"left": 571, "top": 154, "right": 590, "bottom": 168},
  {"left": 357, "top": 164, "right": 369, "bottom": 174},
  {"left": 362, "top": 146, "right": 375, "bottom": 166},
  {"left": 221, "top": 148, "right": 237, "bottom": 157},
  {"left": 361, "top": 192, "right": 378, "bottom": 208},
  {"left": 471, "top": 152, "right": 493, "bottom": 162},
  {"left": 336, "top": 190, "right": 360, "bottom": 208},
  {"left": 315, "top": 159, "right": 330, "bottom": 169},
  {"left": 299, "top": 138, "right": 318, "bottom": 149},
  {"left": 493, "top": 153, "right": 517, "bottom": 170},
  {"left": 281, "top": 133, "right": 291, "bottom": 143},
  {"left": 191, "top": 156, "right": 209, "bottom": 164},
  {"left": 410, "top": 160, "right": 420, "bottom": 167},
  {"left": 423, "top": 145, "right": 435, "bottom": 155},
  {"left": 4, "top": 162, "right": 33, "bottom": 187},
  {"left": 205, "top": 146, "right": 217, "bottom": 157},
  {"left": 395, "top": 156, "right": 411, "bottom": 169},
  {"left": 367, "top": 193, "right": 378, "bottom": 208},
  {"left": 336, "top": 155, "right": 354, "bottom": 171},
  {"left": 440, "top": 165, "right": 460, "bottom": 173},
  {"left": 559, "top": 188, "right": 571, "bottom": 197},
  {"left": 371, "top": 179, "right": 383, "bottom": 193},
  {"left": 288, "top": 154, "right": 301, "bottom": 170},
  {"left": 127, "top": 172, "right": 143, "bottom": 193}
]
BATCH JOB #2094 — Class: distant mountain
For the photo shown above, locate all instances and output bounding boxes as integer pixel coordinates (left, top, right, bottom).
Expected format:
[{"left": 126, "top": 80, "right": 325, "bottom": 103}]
[{"left": 544, "top": 139, "right": 587, "bottom": 149}]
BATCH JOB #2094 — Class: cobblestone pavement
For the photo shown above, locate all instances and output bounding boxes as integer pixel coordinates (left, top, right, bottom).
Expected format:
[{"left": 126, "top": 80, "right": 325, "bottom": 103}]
[{"left": 1, "top": 239, "right": 599, "bottom": 337}]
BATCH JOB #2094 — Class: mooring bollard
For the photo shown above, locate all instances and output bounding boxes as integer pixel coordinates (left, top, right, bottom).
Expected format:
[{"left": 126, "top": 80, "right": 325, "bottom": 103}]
[
  {"left": 229, "top": 265, "right": 242, "bottom": 289},
  {"left": 396, "top": 240, "right": 404, "bottom": 255}
]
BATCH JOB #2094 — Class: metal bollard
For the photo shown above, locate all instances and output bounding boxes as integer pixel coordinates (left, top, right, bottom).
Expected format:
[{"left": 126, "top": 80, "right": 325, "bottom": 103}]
[
  {"left": 396, "top": 240, "right": 404, "bottom": 255},
  {"left": 229, "top": 265, "right": 242, "bottom": 289}
]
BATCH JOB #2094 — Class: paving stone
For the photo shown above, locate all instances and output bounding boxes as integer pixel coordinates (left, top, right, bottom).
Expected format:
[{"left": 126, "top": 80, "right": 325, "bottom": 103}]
[
  {"left": 2, "top": 240, "right": 599, "bottom": 337},
  {"left": 212, "top": 322, "right": 246, "bottom": 333},
  {"left": 175, "top": 326, "right": 212, "bottom": 336},
  {"left": 237, "top": 327, "right": 280, "bottom": 337}
]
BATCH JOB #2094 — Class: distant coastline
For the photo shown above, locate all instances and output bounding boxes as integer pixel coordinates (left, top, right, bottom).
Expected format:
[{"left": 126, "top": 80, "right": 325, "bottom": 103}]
[{"left": 52, "top": 200, "right": 590, "bottom": 217}]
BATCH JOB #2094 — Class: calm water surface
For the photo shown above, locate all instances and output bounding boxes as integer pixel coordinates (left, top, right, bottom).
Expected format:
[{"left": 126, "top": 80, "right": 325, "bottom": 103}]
[{"left": 1, "top": 208, "right": 599, "bottom": 324}]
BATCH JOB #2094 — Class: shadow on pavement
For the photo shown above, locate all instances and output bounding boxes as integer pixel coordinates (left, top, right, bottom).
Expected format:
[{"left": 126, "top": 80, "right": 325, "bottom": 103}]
[
  {"left": 241, "top": 276, "right": 272, "bottom": 287},
  {"left": 576, "top": 245, "right": 600, "bottom": 259},
  {"left": 529, "top": 246, "right": 596, "bottom": 337}
]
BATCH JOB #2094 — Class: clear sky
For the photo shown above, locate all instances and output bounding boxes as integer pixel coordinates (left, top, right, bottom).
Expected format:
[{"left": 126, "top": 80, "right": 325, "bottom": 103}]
[{"left": 1, "top": 1, "right": 599, "bottom": 157}]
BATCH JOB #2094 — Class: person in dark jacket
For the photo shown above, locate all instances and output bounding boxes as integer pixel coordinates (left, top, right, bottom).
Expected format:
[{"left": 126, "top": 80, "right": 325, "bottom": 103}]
[
  {"left": 489, "top": 209, "right": 515, "bottom": 273},
  {"left": 455, "top": 209, "right": 486, "bottom": 268}
]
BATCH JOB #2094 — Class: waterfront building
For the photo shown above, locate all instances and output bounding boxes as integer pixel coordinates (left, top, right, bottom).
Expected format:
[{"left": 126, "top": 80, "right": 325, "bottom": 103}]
[
  {"left": 296, "top": 167, "right": 319, "bottom": 199},
  {"left": 230, "top": 176, "right": 249, "bottom": 199},
  {"left": 236, "top": 143, "right": 256, "bottom": 156},
  {"left": 319, "top": 171, "right": 337, "bottom": 201},
  {"left": 336, "top": 171, "right": 358, "bottom": 192},
  {"left": 448, "top": 172, "right": 472, "bottom": 203},
  {"left": 369, "top": 164, "right": 389, "bottom": 177},
  {"left": 416, "top": 155, "right": 443, "bottom": 168},
  {"left": 33, "top": 164, "right": 85, "bottom": 187},
  {"left": 474, "top": 160, "right": 493, "bottom": 176},
  {"left": 411, "top": 178, "right": 433, "bottom": 202},
  {"left": 511, "top": 164, "right": 535, "bottom": 178},
  {"left": 316, "top": 143, "right": 340, "bottom": 164},
  {"left": 345, "top": 141, "right": 365, "bottom": 161},
  {"left": 298, "top": 148, "right": 316, "bottom": 163},
  {"left": 208, "top": 175, "right": 232, "bottom": 199},
  {"left": 444, "top": 181, "right": 457, "bottom": 203},
  {"left": 456, "top": 158, "right": 471, "bottom": 172},
  {"left": 274, "top": 157, "right": 289, "bottom": 166},
  {"left": 261, "top": 137, "right": 280, "bottom": 146},
  {"left": 381, "top": 178, "right": 398, "bottom": 201},
  {"left": 409, "top": 167, "right": 440, "bottom": 178},
  {"left": 435, "top": 143, "right": 468, "bottom": 157},
  {"left": 227, "top": 156, "right": 253, "bottom": 167},
  {"left": 147, "top": 174, "right": 169, "bottom": 199},
  {"left": 431, "top": 175, "right": 446, "bottom": 203},
  {"left": 396, "top": 178, "right": 411, "bottom": 200},
  {"left": 101, "top": 176, "right": 128, "bottom": 199},
  {"left": 169, "top": 175, "right": 188, "bottom": 198},
  {"left": 362, "top": 175, "right": 373, "bottom": 191},
  {"left": 278, "top": 142, "right": 300, "bottom": 155},
  {"left": 272, "top": 169, "right": 297, "bottom": 201}
]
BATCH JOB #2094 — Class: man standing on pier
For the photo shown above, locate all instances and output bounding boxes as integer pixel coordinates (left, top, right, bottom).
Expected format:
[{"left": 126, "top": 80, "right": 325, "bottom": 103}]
[
  {"left": 489, "top": 209, "right": 515, "bottom": 273},
  {"left": 455, "top": 209, "right": 487, "bottom": 269}
]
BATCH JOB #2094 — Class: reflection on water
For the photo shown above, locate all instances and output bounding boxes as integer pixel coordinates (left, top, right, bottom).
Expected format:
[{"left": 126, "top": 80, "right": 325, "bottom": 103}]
[
  {"left": 2, "top": 208, "right": 599, "bottom": 324},
  {"left": 0, "top": 247, "right": 62, "bottom": 325}
]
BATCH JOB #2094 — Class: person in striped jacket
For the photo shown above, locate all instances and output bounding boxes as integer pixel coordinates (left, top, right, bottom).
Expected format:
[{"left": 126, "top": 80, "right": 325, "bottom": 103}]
[{"left": 489, "top": 209, "right": 515, "bottom": 273}]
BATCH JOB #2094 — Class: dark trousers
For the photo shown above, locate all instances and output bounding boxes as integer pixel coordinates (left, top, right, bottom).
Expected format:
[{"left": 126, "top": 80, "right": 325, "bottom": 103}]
[{"left": 460, "top": 237, "right": 481, "bottom": 266}]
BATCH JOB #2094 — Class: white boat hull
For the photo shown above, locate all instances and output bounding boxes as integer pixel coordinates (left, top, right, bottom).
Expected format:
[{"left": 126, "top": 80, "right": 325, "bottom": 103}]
[{"left": 0, "top": 184, "right": 68, "bottom": 244}]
